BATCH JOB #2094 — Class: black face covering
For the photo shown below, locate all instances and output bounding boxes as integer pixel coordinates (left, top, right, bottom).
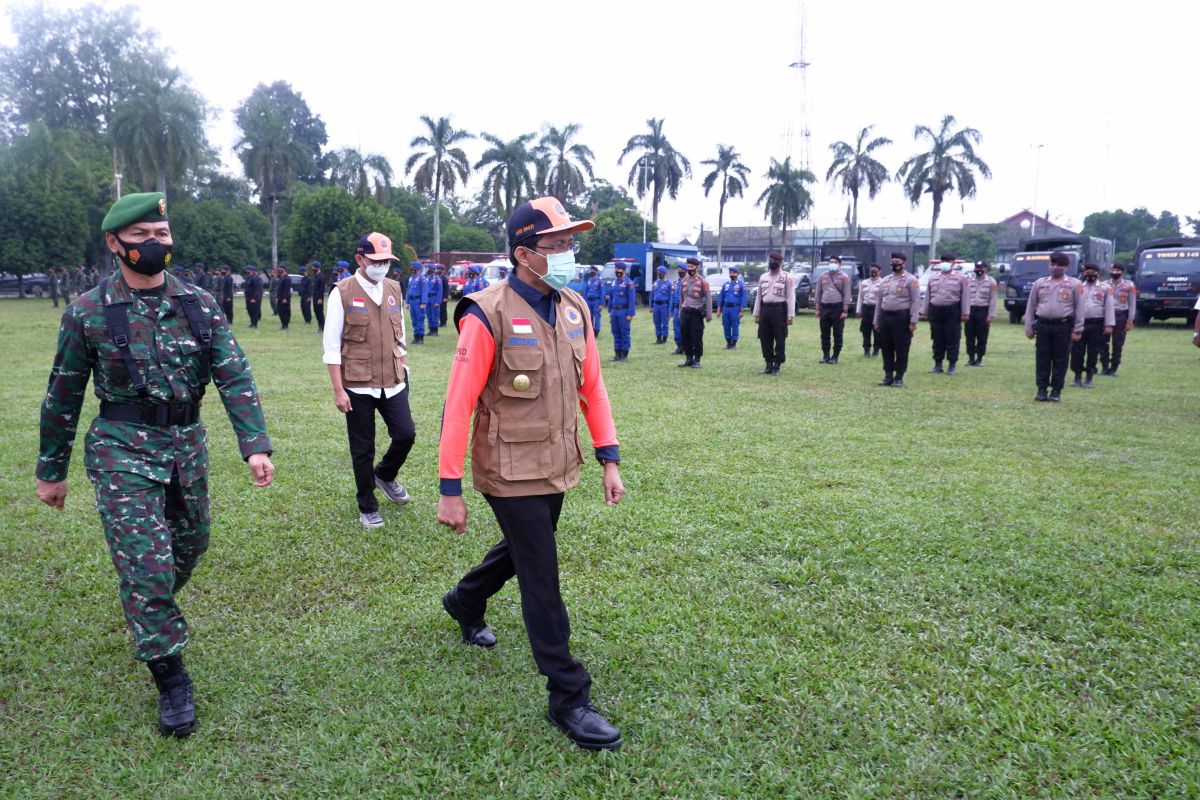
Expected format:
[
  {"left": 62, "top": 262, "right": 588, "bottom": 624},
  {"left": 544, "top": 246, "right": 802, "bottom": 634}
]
[
  {"left": 116, "top": 236, "right": 173, "bottom": 276},
  {"left": 892, "top": 263, "right": 904, "bottom": 272},
  {"left": 975, "top": 269, "right": 985, "bottom": 277},
  {"left": 769, "top": 262, "right": 781, "bottom": 271}
]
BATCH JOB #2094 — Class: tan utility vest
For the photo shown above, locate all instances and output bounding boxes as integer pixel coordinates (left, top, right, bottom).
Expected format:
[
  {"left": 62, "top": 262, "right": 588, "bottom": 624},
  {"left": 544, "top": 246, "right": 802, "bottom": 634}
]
[
  {"left": 337, "top": 275, "right": 407, "bottom": 387},
  {"left": 458, "top": 282, "right": 591, "bottom": 497}
]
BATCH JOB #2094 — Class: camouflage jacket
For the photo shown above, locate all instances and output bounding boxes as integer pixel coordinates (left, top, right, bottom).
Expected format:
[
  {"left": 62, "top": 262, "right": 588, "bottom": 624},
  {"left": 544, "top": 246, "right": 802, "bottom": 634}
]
[{"left": 37, "top": 271, "right": 272, "bottom": 485}]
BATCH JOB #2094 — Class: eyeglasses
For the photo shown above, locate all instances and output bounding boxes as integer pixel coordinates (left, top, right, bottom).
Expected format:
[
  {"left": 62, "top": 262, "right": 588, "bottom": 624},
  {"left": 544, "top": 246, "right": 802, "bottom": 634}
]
[{"left": 529, "top": 239, "right": 581, "bottom": 255}]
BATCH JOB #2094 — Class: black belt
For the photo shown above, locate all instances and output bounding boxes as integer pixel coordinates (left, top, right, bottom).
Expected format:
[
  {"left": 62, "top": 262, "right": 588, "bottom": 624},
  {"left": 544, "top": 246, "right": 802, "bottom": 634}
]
[
  {"left": 1083, "top": 317, "right": 1106, "bottom": 324},
  {"left": 882, "top": 309, "right": 909, "bottom": 316},
  {"left": 761, "top": 302, "right": 786, "bottom": 307},
  {"left": 970, "top": 305, "right": 990, "bottom": 310},
  {"left": 100, "top": 400, "right": 201, "bottom": 427},
  {"left": 1036, "top": 316, "right": 1073, "bottom": 325},
  {"left": 653, "top": 301, "right": 669, "bottom": 305}
]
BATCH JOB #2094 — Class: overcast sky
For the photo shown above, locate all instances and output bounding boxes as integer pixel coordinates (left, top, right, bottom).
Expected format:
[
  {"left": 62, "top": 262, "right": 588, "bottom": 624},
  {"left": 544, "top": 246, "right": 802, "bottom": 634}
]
[{"left": 4, "top": 0, "right": 1196, "bottom": 243}]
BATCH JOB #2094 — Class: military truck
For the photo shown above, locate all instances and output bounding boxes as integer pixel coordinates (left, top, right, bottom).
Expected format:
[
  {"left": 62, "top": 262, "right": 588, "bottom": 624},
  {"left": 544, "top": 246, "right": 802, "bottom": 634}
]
[
  {"left": 1003, "top": 234, "right": 1113, "bottom": 323},
  {"left": 1133, "top": 237, "right": 1200, "bottom": 326}
]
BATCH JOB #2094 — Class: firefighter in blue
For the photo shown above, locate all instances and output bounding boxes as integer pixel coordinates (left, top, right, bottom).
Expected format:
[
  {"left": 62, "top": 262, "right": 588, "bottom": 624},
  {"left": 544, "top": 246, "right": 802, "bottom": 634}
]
[
  {"left": 463, "top": 264, "right": 488, "bottom": 296},
  {"left": 649, "top": 265, "right": 673, "bottom": 344},
  {"left": 669, "top": 264, "right": 686, "bottom": 354},
  {"left": 425, "top": 263, "right": 443, "bottom": 336},
  {"left": 583, "top": 265, "right": 604, "bottom": 338},
  {"left": 605, "top": 264, "right": 637, "bottom": 361},
  {"left": 406, "top": 262, "right": 427, "bottom": 343},
  {"left": 719, "top": 266, "right": 748, "bottom": 348}
]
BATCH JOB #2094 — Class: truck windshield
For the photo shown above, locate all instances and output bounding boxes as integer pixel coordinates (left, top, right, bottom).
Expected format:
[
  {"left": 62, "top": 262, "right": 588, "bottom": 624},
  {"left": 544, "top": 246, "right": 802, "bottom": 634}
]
[
  {"left": 1138, "top": 249, "right": 1200, "bottom": 278},
  {"left": 1011, "top": 252, "right": 1075, "bottom": 280}
]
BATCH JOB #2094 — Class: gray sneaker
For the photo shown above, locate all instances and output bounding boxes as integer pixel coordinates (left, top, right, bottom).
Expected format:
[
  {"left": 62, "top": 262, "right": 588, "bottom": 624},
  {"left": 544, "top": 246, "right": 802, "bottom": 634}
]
[
  {"left": 374, "top": 477, "right": 411, "bottom": 505},
  {"left": 359, "top": 511, "right": 384, "bottom": 528}
]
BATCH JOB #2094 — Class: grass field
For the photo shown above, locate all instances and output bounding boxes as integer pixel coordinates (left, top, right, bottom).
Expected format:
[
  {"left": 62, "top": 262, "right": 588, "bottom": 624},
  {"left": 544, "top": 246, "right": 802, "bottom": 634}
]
[{"left": 2, "top": 295, "right": 1198, "bottom": 799}]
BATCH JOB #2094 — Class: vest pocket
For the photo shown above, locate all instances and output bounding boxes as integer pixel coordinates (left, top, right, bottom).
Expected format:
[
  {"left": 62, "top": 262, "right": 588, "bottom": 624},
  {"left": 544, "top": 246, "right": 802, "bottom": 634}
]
[
  {"left": 498, "top": 347, "right": 543, "bottom": 398},
  {"left": 499, "top": 419, "right": 551, "bottom": 480},
  {"left": 343, "top": 312, "right": 369, "bottom": 343},
  {"left": 344, "top": 357, "right": 372, "bottom": 382}
]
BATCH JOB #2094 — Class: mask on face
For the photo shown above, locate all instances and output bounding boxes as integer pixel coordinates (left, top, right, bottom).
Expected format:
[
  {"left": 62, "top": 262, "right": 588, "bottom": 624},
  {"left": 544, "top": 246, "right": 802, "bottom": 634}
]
[
  {"left": 1110, "top": 273, "right": 1121, "bottom": 280},
  {"left": 1084, "top": 273, "right": 1097, "bottom": 283},
  {"left": 974, "top": 269, "right": 985, "bottom": 277},
  {"left": 116, "top": 236, "right": 172, "bottom": 276},
  {"left": 539, "top": 250, "right": 576, "bottom": 291},
  {"left": 365, "top": 262, "right": 391, "bottom": 281},
  {"left": 870, "top": 272, "right": 879, "bottom": 279},
  {"left": 615, "top": 271, "right": 624, "bottom": 279},
  {"left": 892, "top": 263, "right": 904, "bottom": 272},
  {"left": 939, "top": 263, "right": 952, "bottom": 273},
  {"left": 687, "top": 268, "right": 697, "bottom": 276},
  {"left": 769, "top": 262, "right": 781, "bottom": 271},
  {"left": 1051, "top": 266, "right": 1067, "bottom": 278}
]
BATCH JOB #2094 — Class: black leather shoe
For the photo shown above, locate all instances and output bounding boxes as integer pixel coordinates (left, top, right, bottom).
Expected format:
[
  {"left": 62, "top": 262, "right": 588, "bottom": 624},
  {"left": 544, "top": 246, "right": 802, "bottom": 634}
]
[
  {"left": 819, "top": 355, "right": 830, "bottom": 364},
  {"left": 678, "top": 359, "right": 693, "bottom": 368},
  {"left": 946, "top": 365, "right": 957, "bottom": 375},
  {"left": 1070, "top": 377, "right": 1082, "bottom": 387},
  {"left": 672, "top": 347, "right": 683, "bottom": 355},
  {"left": 761, "top": 363, "right": 774, "bottom": 374},
  {"left": 548, "top": 704, "right": 622, "bottom": 750},
  {"left": 929, "top": 364, "right": 943, "bottom": 374},
  {"left": 689, "top": 360, "right": 701, "bottom": 368},
  {"left": 1049, "top": 390, "right": 1062, "bottom": 402},
  {"left": 1108, "top": 368, "right": 1118, "bottom": 377},
  {"left": 891, "top": 378, "right": 904, "bottom": 388},
  {"left": 1035, "top": 390, "right": 1049, "bottom": 402},
  {"left": 877, "top": 376, "right": 894, "bottom": 386},
  {"left": 442, "top": 589, "right": 496, "bottom": 648}
]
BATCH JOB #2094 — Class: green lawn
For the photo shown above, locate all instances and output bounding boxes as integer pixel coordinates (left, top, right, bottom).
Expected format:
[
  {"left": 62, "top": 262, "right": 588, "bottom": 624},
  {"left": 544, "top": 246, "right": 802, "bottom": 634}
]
[{"left": 2, "top": 296, "right": 1198, "bottom": 799}]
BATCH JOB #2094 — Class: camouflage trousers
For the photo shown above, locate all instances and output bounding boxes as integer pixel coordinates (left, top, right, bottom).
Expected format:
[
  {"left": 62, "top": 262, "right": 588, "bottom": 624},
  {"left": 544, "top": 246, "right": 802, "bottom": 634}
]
[{"left": 88, "top": 469, "right": 210, "bottom": 662}]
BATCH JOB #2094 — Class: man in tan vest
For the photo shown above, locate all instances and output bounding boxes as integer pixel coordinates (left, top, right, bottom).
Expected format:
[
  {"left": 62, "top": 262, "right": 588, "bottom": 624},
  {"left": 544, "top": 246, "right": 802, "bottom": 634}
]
[
  {"left": 322, "top": 232, "right": 415, "bottom": 528},
  {"left": 436, "top": 197, "right": 626, "bottom": 751}
]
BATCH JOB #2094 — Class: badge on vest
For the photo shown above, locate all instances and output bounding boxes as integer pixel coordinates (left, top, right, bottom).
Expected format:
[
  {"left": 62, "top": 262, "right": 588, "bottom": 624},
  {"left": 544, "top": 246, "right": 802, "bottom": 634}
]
[
  {"left": 563, "top": 306, "right": 581, "bottom": 325},
  {"left": 512, "top": 374, "right": 531, "bottom": 391},
  {"left": 511, "top": 317, "right": 533, "bottom": 334},
  {"left": 387, "top": 295, "right": 396, "bottom": 306},
  {"left": 352, "top": 297, "right": 366, "bottom": 308}
]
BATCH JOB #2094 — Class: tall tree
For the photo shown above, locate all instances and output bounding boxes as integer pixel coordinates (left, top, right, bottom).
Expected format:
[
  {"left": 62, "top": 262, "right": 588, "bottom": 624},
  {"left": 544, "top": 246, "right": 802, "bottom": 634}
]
[
  {"left": 327, "top": 147, "right": 394, "bottom": 201},
  {"left": 234, "top": 81, "right": 327, "bottom": 268},
  {"left": 701, "top": 145, "right": 751, "bottom": 266},
  {"left": 284, "top": 186, "right": 407, "bottom": 268},
  {"left": 474, "top": 132, "right": 536, "bottom": 221},
  {"left": 826, "top": 125, "right": 891, "bottom": 239},
  {"left": 1082, "top": 208, "right": 1183, "bottom": 252},
  {"left": 533, "top": 123, "right": 595, "bottom": 202},
  {"left": 756, "top": 157, "right": 815, "bottom": 262},
  {"left": 109, "top": 62, "right": 208, "bottom": 196},
  {"left": 618, "top": 118, "right": 691, "bottom": 226},
  {"left": 896, "top": 114, "right": 991, "bottom": 256},
  {"left": 404, "top": 115, "right": 472, "bottom": 256}
]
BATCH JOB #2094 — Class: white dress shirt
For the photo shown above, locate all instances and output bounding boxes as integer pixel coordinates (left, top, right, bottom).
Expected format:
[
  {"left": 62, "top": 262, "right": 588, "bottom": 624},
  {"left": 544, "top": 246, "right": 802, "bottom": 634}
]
[{"left": 322, "top": 271, "right": 407, "bottom": 397}]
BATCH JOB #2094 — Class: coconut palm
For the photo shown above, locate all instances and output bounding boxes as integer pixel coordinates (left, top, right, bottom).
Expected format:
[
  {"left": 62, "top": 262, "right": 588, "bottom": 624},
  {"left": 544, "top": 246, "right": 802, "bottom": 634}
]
[
  {"left": 618, "top": 118, "right": 691, "bottom": 226},
  {"left": 533, "top": 123, "right": 595, "bottom": 202},
  {"left": 701, "top": 145, "right": 751, "bottom": 267},
  {"left": 404, "top": 115, "right": 473, "bottom": 256},
  {"left": 826, "top": 125, "right": 892, "bottom": 240},
  {"left": 756, "top": 157, "right": 816, "bottom": 262},
  {"left": 109, "top": 64, "right": 207, "bottom": 196},
  {"left": 328, "top": 147, "right": 394, "bottom": 201},
  {"left": 896, "top": 114, "right": 991, "bottom": 256},
  {"left": 475, "top": 132, "right": 537, "bottom": 220}
]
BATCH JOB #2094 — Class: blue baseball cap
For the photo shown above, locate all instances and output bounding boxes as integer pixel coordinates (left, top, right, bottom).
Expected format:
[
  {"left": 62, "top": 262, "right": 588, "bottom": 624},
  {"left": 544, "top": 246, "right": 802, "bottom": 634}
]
[
  {"left": 657, "top": 266, "right": 667, "bottom": 274},
  {"left": 729, "top": 266, "right": 740, "bottom": 273},
  {"left": 468, "top": 264, "right": 481, "bottom": 274},
  {"left": 337, "top": 260, "right": 349, "bottom": 267}
]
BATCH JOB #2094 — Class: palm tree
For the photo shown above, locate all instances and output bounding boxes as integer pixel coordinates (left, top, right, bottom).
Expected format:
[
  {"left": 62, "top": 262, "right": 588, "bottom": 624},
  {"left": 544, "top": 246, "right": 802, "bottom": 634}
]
[
  {"left": 328, "top": 147, "right": 394, "bottom": 201},
  {"left": 404, "top": 115, "right": 473, "bottom": 256},
  {"left": 826, "top": 125, "right": 892, "bottom": 240},
  {"left": 475, "top": 132, "right": 537, "bottom": 220},
  {"left": 109, "top": 65, "right": 207, "bottom": 196},
  {"left": 701, "top": 145, "right": 751, "bottom": 267},
  {"left": 533, "top": 123, "right": 594, "bottom": 202},
  {"left": 756, "top": 157, "right": 816, "bottom": 262},
  {"left": 618, "top": 118, "right": 691, "bottom": 226},
  {"left": 896, "top": 114, "right": 991, "bottom": 256}
]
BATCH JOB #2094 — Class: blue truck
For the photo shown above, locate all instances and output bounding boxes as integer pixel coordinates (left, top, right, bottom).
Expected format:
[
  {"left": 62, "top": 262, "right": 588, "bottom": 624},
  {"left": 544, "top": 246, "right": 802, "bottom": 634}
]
[
  {"left": 611, "top": 241, "right": 701, "bottom": 305},
  {"left": 1004, "top": 234, "right": 1113, "bottom": 324},
  {"left": 1133, "top": 237, "right": 1200, "bottom": 326}
]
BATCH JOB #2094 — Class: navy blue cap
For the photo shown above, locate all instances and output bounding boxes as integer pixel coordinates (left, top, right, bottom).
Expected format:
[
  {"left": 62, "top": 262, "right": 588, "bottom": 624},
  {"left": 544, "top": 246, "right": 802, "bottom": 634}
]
[
  {"left": 657, "top": 265, "right": 667, "bottom": 273},
  {"left": 729, "top": 266, "right": 740, "bottom": 273},
  {"left": 337, "top": 260, "right": 349, "bottom": 267}
]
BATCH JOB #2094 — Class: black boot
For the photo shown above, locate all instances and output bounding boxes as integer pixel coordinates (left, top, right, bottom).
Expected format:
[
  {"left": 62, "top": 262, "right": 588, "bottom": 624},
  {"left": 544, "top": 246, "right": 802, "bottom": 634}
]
[
  {"left": 148, "top": 655, "right": 196, "bottom": 737},
  {"left": 678, "top": 358, "right": 693, "bottom": 368},
  {"left": 1083, "top": 370, "right": 1094, "bottom": 388},
  {"left": 1070, "top": 374, "right": 1082, "bottom": 387},
  {"left": 672, "top": 345, "right": 683, "bottom": 355},
  {"left": 872, "top": 347, "right": 880, "bottom": 357},
  {"left": 1035, "top": 388, "right": 1049, "bottom": 402},
  {"left": 947, "top": 362, "right": 957, "bottom": 375},
  {"left": 929, "top": 362, "right": 943, "bottom": 374},
  {"left": 878, "top": 374, "right": 894, "bottom": 386},
  {"left": 690, "top": 357, "right": 701, "bottom": 368},
  {"left": 762, "top": 362, "right": 774, "bottom": 374},
  {"left": 863, "top": 347, "right": 870, "bottom": 357}
]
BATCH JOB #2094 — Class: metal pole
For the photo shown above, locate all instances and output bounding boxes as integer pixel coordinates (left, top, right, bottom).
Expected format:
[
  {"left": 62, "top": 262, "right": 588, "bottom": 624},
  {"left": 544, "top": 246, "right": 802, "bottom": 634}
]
[{"left": 1031, "top": 144, "right": 1045, "bottom": 237}]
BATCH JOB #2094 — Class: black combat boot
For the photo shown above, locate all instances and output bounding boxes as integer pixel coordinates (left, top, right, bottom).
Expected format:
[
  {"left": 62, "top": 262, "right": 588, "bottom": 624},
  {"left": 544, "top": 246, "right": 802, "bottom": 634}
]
[
  {"left": 148, "top": 655, "right": 196, "bottom": 738},
  {"left": 1083, "top": 370, "right": 1094, "bottom": 388},
  {"left": 929, "top": 362, "right": 943, "bottom": 374},
  {"left": 878, "top": 373, "right": 894, "bottom": 386},
  {"left": 1070, "top": 374, "right": 1083, "bottom": 387},
  {"left": 892, "top": 375, "right": 905, "bottom": 388},
  {"left": 672, "top": 345, "right": 683, "bottom": 355},
  {"left": 947, "top": 362, "right": 957, "bottom": 375},
  {"left": 1035, "top": 388, "right": 1049, "bottom": 402},
  {"left": 1049, "top": 388, "right": 1062, "bottom": 402},
  {"left": 863, "top": 347, "right": 870, "bottom": 357},
  {"left": 762, "top": 362, "right": 775, "bottom": 374}
]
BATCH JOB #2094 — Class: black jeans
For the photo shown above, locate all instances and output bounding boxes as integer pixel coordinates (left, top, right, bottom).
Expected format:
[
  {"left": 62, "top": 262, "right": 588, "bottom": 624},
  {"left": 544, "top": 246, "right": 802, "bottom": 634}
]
[
  {"left": 758, "top": 303, "right": 788, "bottom": 363},
  {"left": 964, "top": 306, "right": 991, "bottom": 359},
  {"left": 1035, "top": 319, "right": 1073, "bottom": 391},
  {"left": 878, "top": 310, "right": 913, "bottom": 378},
  {"left": 344, "top": 384, "right": 416, "bottom": 513},
  {"left": 860, "top": 305, "right": 876, "bottom": 351},
  {"left": 681, "top": 307, "right": 706, "bottom": 360},
  {"left": 818, "top": 304, "right": 845, "bottom": 357},
  {"left": 454, "top": 492, "right": 592, "bottom": 713},
  {"left": 928, "top": 304, "right": 962, "bottom": 364}
]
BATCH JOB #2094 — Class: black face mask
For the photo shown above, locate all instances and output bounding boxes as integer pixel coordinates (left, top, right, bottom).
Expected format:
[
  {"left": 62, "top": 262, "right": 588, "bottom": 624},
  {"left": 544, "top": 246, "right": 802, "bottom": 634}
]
[
  {"left": 769, "top": 262, "right": 781, "bottom": 271},
  {"left": 687, "top": 269, "right": 696, "bottom": 276},
  {"left": 116, "top": 236, "right": 172, "bottom": 276},
  {"left": 975, "top": 270, "right": 985, "bottom": 277},
  {"left": 615, "top": 272, "right": 624, "bottom": 278},
  {"left": 892, "top": 263, "right": 904, "bottom": 272},
  {"left": 1110, "top": 273, "right": 1121, "bottom": 280},
  {"left": 869, "top": 272, "right": 879, "bottom": 278},
  {"left": 1085, "top": 273, "right": 1098, "bottom": 283}
]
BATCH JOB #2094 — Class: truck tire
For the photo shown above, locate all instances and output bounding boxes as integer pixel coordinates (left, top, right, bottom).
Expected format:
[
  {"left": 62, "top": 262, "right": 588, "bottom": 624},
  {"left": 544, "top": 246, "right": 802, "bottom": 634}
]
[
  {"left": 1134, "top": 307, "right": 1150, "bottom": 327},
  {"left": 1009, "top": 310, "right": 1021, "bottom": 324}
]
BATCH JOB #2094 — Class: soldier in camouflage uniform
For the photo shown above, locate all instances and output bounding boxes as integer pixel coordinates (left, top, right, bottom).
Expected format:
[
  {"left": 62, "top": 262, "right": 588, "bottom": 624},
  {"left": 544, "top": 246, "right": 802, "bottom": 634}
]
[{"left": 35, "top": 192, "right": 275, "bottom": 738}]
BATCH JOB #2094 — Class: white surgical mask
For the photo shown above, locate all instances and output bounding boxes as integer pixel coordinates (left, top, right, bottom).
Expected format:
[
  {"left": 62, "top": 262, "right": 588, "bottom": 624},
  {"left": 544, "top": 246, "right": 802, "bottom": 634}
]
[
  {"left": 540, "top": 250, "right": 576, "bottom": 291},
  {"left": 365, "top": 262, "right": 391, "bottom": 281},
  {"left": 939, "top": 263, "right": 952, "bottom": 273}
]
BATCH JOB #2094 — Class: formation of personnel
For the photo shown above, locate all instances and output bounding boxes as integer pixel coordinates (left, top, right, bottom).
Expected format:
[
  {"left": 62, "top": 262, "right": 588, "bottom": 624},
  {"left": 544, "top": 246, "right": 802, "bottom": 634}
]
[{"left": 461, "top": 264, "right": 490, "bottom": 296}]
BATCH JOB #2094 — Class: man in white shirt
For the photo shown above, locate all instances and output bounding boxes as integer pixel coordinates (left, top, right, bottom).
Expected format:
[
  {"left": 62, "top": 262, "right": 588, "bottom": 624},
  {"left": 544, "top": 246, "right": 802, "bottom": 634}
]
[{"left": 323, "top": 232, "right": 415, "bottom": 528}]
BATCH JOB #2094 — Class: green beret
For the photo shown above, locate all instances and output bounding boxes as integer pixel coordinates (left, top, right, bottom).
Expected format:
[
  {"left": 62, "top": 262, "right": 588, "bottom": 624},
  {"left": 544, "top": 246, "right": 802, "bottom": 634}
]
[{"left": 101, "top": 192, "right": 168, "bottom": 233}]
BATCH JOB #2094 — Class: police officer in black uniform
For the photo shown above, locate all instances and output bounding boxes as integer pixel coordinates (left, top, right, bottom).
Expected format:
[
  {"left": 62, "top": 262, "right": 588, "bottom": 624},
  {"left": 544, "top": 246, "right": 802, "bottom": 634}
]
[{"left": 243, "top": 266, "right": 264, "bottom": 327}]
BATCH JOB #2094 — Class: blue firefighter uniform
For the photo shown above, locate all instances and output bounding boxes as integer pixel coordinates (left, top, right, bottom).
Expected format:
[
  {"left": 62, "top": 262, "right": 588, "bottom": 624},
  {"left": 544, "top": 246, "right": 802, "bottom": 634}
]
[
  {"left": 583, "top": 269, "right": 604, "bottom": 337},
  {"left": 406, "top": 263, "right": 427, "bottom": 340},
  {"left": 425, "top": 265, "right": 443, "bottom": 335},
  {"left": 605, "top": 273, "right": 637, "bottom": 360},
  {"left": 463, "top": 267, "right": 489, "bottom": 296},
  {"left": 668, "top": 268, "right": 686, "bottom": 352},
  {"left": 719, "top": 268, "right": 748, "bottom": 347},
  {"left": 650, "top": 268, "right": 672, "bottom": 343}
]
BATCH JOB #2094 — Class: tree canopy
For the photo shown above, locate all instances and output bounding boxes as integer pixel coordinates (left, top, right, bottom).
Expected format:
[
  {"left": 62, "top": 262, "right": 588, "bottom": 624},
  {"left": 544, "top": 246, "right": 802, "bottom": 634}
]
[
  {"left": 577, "top": 206, "right": 656, "bottom": 266},
  {"left": 283, "top": 186, "right": 407, "bottom": 268}
]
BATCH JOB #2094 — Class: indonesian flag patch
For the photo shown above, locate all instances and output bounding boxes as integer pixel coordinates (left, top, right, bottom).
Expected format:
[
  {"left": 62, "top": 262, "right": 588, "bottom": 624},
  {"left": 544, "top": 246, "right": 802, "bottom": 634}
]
[
  {"left": 352, "top": 297, "right": 366, "bottom": 308},
  {"left": 511, "top": 317, "right": 533, "bottom": 334}
]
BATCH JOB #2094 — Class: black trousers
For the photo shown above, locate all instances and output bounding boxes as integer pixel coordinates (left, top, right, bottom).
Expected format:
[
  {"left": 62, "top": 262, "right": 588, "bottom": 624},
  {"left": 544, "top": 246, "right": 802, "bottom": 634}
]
[
  {"left": 860, "top": 305, "right": 876, "bottom": 351},
  {"left": 878, "top": 310, "right": 913, "bottom": 378},
  {"left": 277, "top": 298, "right": 291, "bottom": 329},
  {"left": 246, "top": 297, "right": 262, "bottom": 327},
  {"left": 928, "top": 304, "right": 962, "bottom": 364},
  {"left": 344, "top": 385, "right": 416, "bottom": 513},
  {"left": 314, "top": 297, "right": 326, "bottom": 330},
  {"left": 819, "top": 304, "right": 845, "bottom": 357},
  {"left": 1035, "top": 319, "right": 1073, "bottom": 391},
  {"left": 220, "top": 298, "right": 234, "bottom": 324},
  {"left": 758, "top": 303, "right": 788, "bottom": 364},
  {"left": 1103, "top": 312, "right": 1129, "bottom": 370},
  {"left": 440, "top": 301, "right": 448, "bottom": 327},
  {"left": 681, "top": 307, "right": 706, "bottom": 360},
  {"left": 455, "top": 492, "right": 592, "bottom": 714},
  {"left": 300, "top": 296, "right": 312, "bottom": 324},
  {"left": 964, "top": 306, "right": 991, "bottom": 359},
  {"left": 1071, "top": 318, "right": 1108, "bottom": 376}
]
